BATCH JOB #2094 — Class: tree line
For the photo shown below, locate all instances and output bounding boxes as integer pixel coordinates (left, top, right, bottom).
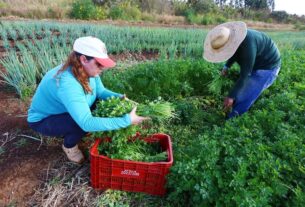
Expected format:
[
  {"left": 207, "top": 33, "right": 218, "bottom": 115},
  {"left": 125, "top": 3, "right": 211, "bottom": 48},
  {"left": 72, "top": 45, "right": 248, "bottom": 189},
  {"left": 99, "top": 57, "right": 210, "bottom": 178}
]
[
  {"left": 76, "top": 0, "right": 304, "bottom": 26},
  {"left": 98, "top": 0, "right": 275, "bottom": 12}
]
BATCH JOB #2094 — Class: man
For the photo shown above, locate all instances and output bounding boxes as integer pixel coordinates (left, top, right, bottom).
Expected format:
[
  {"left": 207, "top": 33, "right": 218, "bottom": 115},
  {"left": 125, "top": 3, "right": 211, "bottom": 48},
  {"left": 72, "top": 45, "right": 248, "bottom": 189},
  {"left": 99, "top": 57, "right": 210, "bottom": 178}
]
[{"left": 203, "top": 21, "right": 281, "bottom": 118}]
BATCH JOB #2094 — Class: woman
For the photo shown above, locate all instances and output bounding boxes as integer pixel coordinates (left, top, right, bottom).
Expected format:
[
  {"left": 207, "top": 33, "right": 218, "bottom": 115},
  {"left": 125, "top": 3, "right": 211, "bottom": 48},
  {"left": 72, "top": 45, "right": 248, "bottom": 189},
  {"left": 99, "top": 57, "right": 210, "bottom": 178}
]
[
  {"left": 27, "top": 36, "right": 147, "bottom": 164},
  {"left": 203, "top": 21, "right": 281, "bottom": 119}
]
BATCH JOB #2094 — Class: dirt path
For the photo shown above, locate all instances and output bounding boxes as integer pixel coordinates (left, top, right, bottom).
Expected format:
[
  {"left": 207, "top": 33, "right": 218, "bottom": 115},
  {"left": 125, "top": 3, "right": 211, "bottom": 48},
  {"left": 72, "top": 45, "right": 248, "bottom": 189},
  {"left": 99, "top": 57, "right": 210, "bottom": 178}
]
[{"left": 0, "top": 139, "right": 62, "bottom": 206}]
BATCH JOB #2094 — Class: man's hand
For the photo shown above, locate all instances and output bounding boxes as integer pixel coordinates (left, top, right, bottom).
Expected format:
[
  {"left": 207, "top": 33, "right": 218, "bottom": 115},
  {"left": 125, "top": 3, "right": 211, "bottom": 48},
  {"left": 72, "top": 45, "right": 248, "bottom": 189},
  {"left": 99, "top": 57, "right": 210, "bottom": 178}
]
[
  {"left": 223, "top": 97, "right": 234, "bottom": 111},
  {"left": 221, "top": 69, "right": 228, "bottom": 76},
  {"left": 220, "top": 65, "right": 229, "bottom": 77}
]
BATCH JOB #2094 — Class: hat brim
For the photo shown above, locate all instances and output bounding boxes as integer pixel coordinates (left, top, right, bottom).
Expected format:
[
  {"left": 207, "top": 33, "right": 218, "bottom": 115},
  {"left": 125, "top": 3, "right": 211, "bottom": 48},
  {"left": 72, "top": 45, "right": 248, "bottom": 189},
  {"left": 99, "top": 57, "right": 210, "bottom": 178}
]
[
  {"left": 203, "top": 21, "right": 247, "bottom": 63},
  {"left": 95, "top": 57, "right": 116, "bottom": 68}
]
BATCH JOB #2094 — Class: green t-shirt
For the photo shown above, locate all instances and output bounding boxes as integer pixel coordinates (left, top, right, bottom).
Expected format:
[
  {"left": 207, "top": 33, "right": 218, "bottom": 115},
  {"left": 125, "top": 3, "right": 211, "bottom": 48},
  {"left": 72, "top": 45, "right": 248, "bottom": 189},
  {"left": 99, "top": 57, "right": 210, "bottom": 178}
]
[{"left": 225, "top": 29, "right": 281, "bottom": 99}]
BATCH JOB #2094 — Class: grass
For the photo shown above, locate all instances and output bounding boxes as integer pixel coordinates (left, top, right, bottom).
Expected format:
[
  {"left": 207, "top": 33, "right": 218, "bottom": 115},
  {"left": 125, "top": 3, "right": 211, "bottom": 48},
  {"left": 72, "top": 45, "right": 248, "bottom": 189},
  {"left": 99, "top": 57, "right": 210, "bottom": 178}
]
[
  {"left": 0, "top": 0, "right": 185, "bottom": 25},
  {"left": 13, "top": 138, "right": 27, "bottom": 147},
  {"left": 0, "top": 0, "right": 73, "bottom": 19},
  {"left": 0, "top": 51, "right": 37, "bottom": 99},
  {"left": 27, "top": 157, "right": 96, "bottom": 206},
  {"left": 0, "top": 146, "right": 5, "bottom": 155},
  {"left": 0, "top": 131, "right": 18, "bottom": 149},
  {"left": 28, "top": 156, "right": 166, "bottom": 206},
  {"left": 141, "top": 13, "right": 186, "bottom": 24}
]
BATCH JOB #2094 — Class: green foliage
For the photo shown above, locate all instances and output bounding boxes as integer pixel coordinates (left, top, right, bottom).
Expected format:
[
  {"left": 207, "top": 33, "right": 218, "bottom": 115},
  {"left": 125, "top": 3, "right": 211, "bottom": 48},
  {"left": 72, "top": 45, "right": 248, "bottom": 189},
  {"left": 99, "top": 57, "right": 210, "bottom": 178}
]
[
  {"left": 0, "top": 146, "right": 5, "bottom": 155},
  {"left": 207, "top": 74, "right": 234, "bottom": 96},
  {"left": 100, "top": 51, "right": 305, "bottom": 206},
  {"left": 201, "top": 15, "right": 214, "bottom": 25},
  {"left": 102, "top": 59, "right": 220, "bottom": 102},
  {"left": 95, "top": 6, "right": 108, "bottom": 20},
  {"left": 70, "top": 0, "right": 95, "bottom": 19},
  {"left": 91, "top": 97, "right": 175, "bottom": 161},
  {"left": 0, "top": 0, "right": 304, "bottom": 25},
  {"left": 244, "top": 0, "right": 274, "bottom": 11},
  {"left": 172, "top": 0, "right": 189, "bottom": 16},
  {"left": 13, "top": 138, "right": 28, "bottom": 148},
  {"left": 188, "top": 0, "right": 216, "bottom": 14},
  {"left": 173, "top": 96, "right": 225, "bottom": 127},
  {"left": 70, "top": 0, "right": 106, "bottom": 20},
  {"left": 137, "top": 99, "right": 177, "bottom": 121},
  {"left": 47, "top": 7, "right": 66, "bottom": 19},
  {"left": 0, "top": 2, "right": 7, "bottom": 9},
  {"left": 0, "top": 51, "right": 37, "bottom": 99},
  {"left": 214, "top": 14, "right": 227, "bottom": 24},
  {"left": 164, "top": 51, "right": 305, "bottom": 207},
  {"left": 185, "top": 10, "right": 227, "bottom": 25},
  {"left": 108, "top": 6, "right": 124, "bottom": 20},
  {"left": 95, "top": 189, "right": 166, "bottom": 207},
  {"left": 167, "top": 114, "right": 305, "bottom": 206},
  {"left": 108, "top": 1, "right": 141, "bottom": 21},
  {"left": 270, "top": 10, "right": 289, "bottom": 23},
  {"left": 20, "top": 84, "right": 36, "bottom": 101},
  {"left": 185, "top": 9, "right": 202, "bottom": 24},
  {"left": 294, "top": 22, "right": 305, "bottom": 31},
  {"left": 140, "top": 12, "right": 156, "bottom": 22}
]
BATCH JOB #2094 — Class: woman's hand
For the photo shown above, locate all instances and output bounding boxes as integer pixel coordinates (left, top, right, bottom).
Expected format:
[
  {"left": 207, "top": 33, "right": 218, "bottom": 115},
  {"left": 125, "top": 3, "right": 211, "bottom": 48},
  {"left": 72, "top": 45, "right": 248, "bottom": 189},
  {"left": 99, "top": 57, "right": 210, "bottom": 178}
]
[
  {"left": 122, "top": 94, "right": 139, "bottom": 105},
  {"left": 121, "top": 94, "right": 127, "bottom": 100},
  {"left": 129, "top": 107, "right": 150, "bottom": 125}
]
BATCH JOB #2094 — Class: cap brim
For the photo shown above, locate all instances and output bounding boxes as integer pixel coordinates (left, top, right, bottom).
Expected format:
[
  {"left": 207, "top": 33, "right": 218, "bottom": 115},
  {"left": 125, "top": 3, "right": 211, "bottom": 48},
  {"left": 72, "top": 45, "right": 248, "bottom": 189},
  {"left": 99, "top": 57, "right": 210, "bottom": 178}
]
[{"left": 95, "top": 57, "right": 116, "bottom": 68}]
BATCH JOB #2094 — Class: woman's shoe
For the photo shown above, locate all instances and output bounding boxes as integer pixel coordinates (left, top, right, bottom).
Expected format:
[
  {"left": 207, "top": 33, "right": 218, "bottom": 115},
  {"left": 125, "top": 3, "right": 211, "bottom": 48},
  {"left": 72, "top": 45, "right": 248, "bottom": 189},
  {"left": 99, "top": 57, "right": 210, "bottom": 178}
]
[{"left": 62, "top": 144, "right": 85, "bottom": 164}]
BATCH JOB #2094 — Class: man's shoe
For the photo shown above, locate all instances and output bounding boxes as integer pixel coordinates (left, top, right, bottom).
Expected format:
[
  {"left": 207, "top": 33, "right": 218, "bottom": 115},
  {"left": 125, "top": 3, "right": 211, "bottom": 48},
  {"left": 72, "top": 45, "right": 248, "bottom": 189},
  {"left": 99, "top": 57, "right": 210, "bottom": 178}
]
[{"left": 62, "top": 144, "right": 85, "bottom": 164}]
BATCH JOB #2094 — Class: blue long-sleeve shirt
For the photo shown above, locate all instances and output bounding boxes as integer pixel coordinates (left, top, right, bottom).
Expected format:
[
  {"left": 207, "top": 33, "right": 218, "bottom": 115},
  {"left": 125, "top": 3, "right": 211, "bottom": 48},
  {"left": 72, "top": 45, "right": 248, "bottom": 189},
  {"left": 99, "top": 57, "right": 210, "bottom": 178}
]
[{"left": 27, "top": 65, "right": 131, "bottom": 132}]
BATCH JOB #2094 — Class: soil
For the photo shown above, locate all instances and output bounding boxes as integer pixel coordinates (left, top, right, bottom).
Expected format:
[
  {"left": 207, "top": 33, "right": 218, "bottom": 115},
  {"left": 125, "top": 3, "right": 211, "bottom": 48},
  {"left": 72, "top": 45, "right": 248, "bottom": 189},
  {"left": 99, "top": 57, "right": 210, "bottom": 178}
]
[
  {"left": 0, "top": 82, "right": 62, "bottom": 206},
  {"left": 0, "top": 139, "right": 62, "bottom": 206}
]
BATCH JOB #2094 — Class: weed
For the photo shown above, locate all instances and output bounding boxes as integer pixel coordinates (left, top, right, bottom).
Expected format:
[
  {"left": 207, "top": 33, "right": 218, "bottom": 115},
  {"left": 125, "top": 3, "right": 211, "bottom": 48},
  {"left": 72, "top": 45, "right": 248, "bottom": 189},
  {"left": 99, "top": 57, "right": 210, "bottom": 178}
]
[
  {"left": 14, "top": 138, "right": 27, "bottom": 148},
  {"left": 0, "top": 146, "right": 5, "bottom": 155}
]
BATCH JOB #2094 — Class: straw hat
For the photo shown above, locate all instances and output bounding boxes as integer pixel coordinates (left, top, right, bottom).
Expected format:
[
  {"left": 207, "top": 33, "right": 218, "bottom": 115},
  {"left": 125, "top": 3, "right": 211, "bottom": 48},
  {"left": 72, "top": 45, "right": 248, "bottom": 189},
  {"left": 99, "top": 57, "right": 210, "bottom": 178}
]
[{"left": 203, "top": 21, "right": 247, "bottom": 63}]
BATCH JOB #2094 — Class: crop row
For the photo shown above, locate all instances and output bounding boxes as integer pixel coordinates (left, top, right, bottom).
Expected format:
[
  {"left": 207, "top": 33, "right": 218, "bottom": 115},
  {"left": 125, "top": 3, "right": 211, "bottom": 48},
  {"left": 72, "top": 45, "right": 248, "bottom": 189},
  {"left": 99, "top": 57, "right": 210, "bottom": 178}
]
[{"left": 0, "top": 20, "right": 305, "bottom": 99}]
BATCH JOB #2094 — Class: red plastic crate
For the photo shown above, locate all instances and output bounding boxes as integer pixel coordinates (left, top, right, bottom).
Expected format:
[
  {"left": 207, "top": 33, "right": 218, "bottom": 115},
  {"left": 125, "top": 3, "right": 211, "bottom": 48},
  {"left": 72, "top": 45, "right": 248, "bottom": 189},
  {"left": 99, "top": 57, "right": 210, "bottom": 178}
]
[{"left": 90, "top": 133, "right": 173, "bottom": 196}]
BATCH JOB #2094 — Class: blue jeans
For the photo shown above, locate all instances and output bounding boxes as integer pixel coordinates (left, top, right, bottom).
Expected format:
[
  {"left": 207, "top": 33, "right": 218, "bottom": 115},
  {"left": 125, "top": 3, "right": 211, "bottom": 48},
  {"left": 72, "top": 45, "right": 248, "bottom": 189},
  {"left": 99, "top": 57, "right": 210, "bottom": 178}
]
[
  {"left": 228, "top": 66, "right": 280, "bottom": 119},
  {"left": 28, "top": 113, "right": 87, "bottom": 148}
]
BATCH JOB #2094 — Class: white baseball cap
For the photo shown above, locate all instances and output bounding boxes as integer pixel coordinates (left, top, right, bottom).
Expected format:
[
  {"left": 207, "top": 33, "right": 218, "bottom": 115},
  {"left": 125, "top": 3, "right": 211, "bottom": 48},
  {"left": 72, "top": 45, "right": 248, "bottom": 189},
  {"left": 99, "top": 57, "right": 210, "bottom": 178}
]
[{"left": 73, "top": 36, "right": 116, "bottom": 68}]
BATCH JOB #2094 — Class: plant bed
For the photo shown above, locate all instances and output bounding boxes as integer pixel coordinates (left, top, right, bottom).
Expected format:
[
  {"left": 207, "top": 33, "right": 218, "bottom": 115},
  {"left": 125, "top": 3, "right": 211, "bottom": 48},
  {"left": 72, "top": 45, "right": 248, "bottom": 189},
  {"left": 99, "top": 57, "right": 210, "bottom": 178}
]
[{"left": 90, "top": 133, "right": 173, "bottom": 196}]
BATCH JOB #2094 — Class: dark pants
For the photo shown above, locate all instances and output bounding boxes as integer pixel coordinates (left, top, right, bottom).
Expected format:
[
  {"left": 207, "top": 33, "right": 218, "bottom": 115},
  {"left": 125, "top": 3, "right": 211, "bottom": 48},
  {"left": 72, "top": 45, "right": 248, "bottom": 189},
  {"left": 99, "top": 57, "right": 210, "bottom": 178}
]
[{"left": 28, "top": 113, "right": 87, "bottom": 148}]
